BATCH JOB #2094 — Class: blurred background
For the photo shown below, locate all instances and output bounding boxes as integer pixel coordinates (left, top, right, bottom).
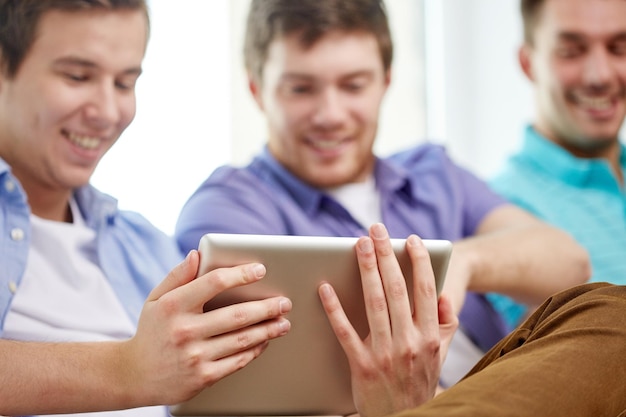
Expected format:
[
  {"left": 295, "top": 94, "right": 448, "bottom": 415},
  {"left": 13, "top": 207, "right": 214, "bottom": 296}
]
[{"left": 92, "top": 0, "right": 534, "bottom": 236}]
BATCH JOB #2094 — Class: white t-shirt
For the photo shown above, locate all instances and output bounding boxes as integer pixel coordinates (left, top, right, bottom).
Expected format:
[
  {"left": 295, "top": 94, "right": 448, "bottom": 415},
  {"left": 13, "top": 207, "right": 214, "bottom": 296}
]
[
  {"left": 3, "top": 199, "right": 167, "bottom": 417},
  {"left": 324, "top": 175, "right": 382, "bottom": 228}
]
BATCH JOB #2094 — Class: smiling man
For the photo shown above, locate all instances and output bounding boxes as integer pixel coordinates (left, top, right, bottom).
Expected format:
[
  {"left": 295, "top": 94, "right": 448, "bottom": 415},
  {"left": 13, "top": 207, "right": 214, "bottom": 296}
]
[
  {"left": 0, "top": 1, "right": 294, "bottom": 416},
  {"left": 175, "top": 0, "right": 590, "bottom": 386},
  {"left": 489, "top": 0, "right": 626, "bottom": 330}
]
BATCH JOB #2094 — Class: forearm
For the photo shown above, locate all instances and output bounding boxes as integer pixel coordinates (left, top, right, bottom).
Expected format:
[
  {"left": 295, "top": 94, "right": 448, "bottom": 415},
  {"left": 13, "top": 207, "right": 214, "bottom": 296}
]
[
  {"left": 0, "top": 339, "right": 141, "bottom": 416},
  {"left": 454, "top": 217, "right": 591, "bottom": 304}
]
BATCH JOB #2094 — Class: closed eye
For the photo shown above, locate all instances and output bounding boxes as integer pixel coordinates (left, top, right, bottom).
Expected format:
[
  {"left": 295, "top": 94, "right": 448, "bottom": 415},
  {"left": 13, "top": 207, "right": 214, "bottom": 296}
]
[
  {"left": 115, "top": 75, "right": 140, "bottom": 91},
  {"left": 343, "top": 82, "right": 365, "bottom": 92},
  {"left": 609, "top": 40, "right": 626, "bottom": 56},
  {"left": 64, "top": 72, "right": 89, "bottom": 82},
  {"left": 555, "top": 44, "right": 585, "bottom": 59},
  {"left": 291, "top": 85, "right": 313, "bottom": 94}
]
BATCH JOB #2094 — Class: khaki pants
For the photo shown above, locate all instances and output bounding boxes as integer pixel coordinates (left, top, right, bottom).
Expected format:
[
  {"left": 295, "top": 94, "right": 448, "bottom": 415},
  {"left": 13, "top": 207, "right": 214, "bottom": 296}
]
[{"left": 395, "top": 282, "right": 626, "bottom": 417}]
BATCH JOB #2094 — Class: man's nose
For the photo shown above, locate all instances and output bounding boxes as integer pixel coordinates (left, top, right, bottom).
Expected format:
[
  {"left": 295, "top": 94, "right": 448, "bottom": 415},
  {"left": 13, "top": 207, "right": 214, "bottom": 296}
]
[
  {"left": 311, "top": 88, "right": 347, "bottom": 127},
  {"left": 84, "top": 82, "right": 122, "bottom": 129},
  {"left": 583, "top": 46, "right": 617, "bottom": 88}
]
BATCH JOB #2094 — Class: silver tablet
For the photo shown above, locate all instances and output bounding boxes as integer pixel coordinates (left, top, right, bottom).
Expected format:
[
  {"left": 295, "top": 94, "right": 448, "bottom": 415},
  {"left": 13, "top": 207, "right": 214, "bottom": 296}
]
[{"left": 170, "top": 233, "right": 452, "bottom": 417}]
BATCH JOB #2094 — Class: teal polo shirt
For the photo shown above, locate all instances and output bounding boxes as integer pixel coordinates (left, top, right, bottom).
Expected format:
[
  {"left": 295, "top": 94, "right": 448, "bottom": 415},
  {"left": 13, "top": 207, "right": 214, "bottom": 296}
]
[{"left": 488, "top": 126, "right": 626, "bottom": 328}]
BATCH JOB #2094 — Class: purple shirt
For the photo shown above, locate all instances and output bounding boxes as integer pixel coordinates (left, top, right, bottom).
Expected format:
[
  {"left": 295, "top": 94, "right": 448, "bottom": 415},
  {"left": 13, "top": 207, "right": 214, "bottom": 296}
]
[
  {"left": 176, "top": 144, "right": 505, "bottom": 249},
  {"left": 175, "top": 143, "right": 509, "bottom": 354}
]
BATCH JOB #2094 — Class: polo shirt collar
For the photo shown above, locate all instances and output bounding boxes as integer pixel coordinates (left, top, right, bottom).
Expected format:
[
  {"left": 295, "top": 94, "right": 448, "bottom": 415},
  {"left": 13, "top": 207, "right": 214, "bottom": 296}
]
[{"left": 522, "top": 125, "right": 626, "bottom": 187}]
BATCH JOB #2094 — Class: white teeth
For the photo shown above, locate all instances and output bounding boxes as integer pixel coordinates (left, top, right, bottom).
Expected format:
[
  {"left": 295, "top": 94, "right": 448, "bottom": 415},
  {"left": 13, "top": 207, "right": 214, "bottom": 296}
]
[
  {"left": 308, "top": 137, "right": 345, "bottom": 150},
  {"left": 314, "top": 140, "right": 342, "bottom": 150},
  {"left": 574, "top": 94, "right": 612, "bottom": 110},
  {"left": 67, "top": 132, "right": 100, "bottom": 150}
]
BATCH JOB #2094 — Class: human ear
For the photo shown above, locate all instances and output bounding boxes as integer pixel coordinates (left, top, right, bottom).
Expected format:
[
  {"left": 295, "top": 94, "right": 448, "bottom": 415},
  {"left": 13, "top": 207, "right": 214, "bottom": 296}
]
[
  {"left": 248, "top": 72, "right": 265, "bottom": 112},
  {"left": 384, "top": 67, "right": 392, "bottom": 89},
  {"left": 518, "top": 44, "right": 535, "bottom": 82}
]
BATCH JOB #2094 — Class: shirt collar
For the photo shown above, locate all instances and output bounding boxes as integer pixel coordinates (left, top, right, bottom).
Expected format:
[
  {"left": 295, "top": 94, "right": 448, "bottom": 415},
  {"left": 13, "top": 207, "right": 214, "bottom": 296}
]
[
  {"left": 522, "top": 125, "right": 626, "bottom": 187},
  {"left": 255, "top": 148, "right": 324, "bottom": 216},
  {"left": 0, "top": 157, "right": 10, "bottom": 176},
  {"left": 0, "top": 156, "right": 118, "bottom": 225},
  {"left": 74, "top": 185, "right": 119, "bottom": 228},
  {"left": 255, "top": 147, "right": 412, "bottom": 215}
]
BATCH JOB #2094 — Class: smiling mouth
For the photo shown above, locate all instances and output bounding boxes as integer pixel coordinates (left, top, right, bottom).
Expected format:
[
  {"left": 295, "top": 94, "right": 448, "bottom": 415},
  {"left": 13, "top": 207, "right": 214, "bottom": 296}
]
[
  {"left": 569, "top": 88, "right": 626, "bottom": 113},
  {"left": 64, "top": 130, "right": 101, "bottom": 150},
  {"left": 306, "top": 137, "right": 350, "bottom": 151},
  {"left": 575, "top": 95, "right": 612, "bottom": 111}
]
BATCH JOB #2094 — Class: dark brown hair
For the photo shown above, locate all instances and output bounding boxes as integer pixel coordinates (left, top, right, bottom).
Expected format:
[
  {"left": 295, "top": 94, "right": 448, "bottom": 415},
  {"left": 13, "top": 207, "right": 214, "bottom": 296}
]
[
  {"left": 0, "top": 0, "right": 149, "bottom": 78},
  {"left": 520, "top": 0, "right": 546, "bottom": 45},
  {"left": 244, "top": 0, "right": 393, "bottom": 82}
]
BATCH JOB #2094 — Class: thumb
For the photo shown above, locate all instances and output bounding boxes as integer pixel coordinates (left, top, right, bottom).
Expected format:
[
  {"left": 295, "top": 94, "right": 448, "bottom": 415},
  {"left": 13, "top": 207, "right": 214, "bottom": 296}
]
[{"left": 147, "top": 250, "right": 200, "bottom": 301}]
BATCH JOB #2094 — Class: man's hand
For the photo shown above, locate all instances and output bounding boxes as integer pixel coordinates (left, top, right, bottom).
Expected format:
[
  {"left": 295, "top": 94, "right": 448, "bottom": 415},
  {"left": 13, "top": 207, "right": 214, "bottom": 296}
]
[
  {"left": 318, "top": 223, "right": 458, "bottom": 417},
  {"left": 121, "top": 250, "right": 292, "bottom": 406}
]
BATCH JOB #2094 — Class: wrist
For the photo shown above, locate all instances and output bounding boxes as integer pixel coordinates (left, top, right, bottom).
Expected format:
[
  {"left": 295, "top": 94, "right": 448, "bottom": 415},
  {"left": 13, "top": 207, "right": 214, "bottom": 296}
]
[{"left": 107, "top": 338, "right": 150, "bottom": 409}]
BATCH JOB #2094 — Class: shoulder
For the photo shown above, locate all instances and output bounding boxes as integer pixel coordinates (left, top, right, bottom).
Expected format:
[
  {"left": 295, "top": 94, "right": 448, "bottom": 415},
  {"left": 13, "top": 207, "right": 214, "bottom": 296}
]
[
  {"left": 201, "top": 159, "right": 274, "bottom": 193},
  {"left": 77, "top": 185, "right": 183, "bottom": 266},
  {"left": 491, "top": 153, "right": 546, "bottom": 195},
  {"left": 387, "top": 142, "right": 450, "bottom": 168},
  {"left": 386, "top": 142, "right": 485, "bottom": 186}
]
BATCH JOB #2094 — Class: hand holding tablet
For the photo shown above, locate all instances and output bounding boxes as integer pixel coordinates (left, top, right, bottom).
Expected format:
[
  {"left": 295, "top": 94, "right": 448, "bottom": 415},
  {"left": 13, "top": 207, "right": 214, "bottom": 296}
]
[
  {"left": 171, "top": 224, "right": 453, "bottom": 416},
  {"left": 318, "top": 224, "right": 459, "bottom": 417}
]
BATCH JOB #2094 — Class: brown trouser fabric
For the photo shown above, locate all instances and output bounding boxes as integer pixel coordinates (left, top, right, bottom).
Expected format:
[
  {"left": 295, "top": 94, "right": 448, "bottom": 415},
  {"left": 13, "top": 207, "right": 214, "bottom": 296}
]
[{"left": 393, "top": 282, "right": 626, "bottom": 417}]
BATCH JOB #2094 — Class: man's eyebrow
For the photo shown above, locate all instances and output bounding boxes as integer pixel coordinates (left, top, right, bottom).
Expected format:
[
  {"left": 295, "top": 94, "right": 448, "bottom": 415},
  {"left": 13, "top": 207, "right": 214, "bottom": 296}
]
[
  {"left": 280, "top": 69, "right": 375, "bottom": 81},
  {"left": 556, "top": 31, "right": 626, "bottom": 43},
  {"left": 556, "top": 32, "right": 586, "bottom": 43},
  {"left": 280, "top": 73, "right": 313, "bottom": 81},
  {"left": 52, "top": 56, "right": 143, "bottom": 76},
  {"left": 611, "top": 32, "right": 626, "bottom": 42},
  {"left": 53, "top": 56, "right": 97, "bottom": 68}
]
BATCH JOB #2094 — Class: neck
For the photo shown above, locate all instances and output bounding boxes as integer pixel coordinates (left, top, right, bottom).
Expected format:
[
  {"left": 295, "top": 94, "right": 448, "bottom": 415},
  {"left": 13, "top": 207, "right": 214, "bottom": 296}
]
[
  {"left": 19, "top": 177, "right": 74, "bottom": 222},
  {"left": 565, "top": 140, "right": 623, "bottom": 185},
  {"left": 534, "top": 125, "right": 624, "bottom": 185}
]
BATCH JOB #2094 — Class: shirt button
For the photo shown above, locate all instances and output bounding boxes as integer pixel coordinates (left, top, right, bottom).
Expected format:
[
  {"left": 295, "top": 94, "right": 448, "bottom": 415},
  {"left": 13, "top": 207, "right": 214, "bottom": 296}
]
[
  {"left": 10, "top": 228, "right": 24, "bottom": 241},
  {"left": 8, "top": 281, "right": 17, "bottom": 294},
  {"left": 4, "top": 179, "right": 15, "bottom": 192}
]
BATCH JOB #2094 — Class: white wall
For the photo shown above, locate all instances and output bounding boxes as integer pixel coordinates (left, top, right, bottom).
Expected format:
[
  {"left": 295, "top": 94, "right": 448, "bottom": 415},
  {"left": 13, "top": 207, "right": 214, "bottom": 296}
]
[
  {"left": 426, "top": 0, "right": 534, "bottom": 178},
  {"left": 91, "top": 1, "right": 233, "bottom": 236},
  {"left": 92, "top": 0, "right": 429, "bottom": 236}
]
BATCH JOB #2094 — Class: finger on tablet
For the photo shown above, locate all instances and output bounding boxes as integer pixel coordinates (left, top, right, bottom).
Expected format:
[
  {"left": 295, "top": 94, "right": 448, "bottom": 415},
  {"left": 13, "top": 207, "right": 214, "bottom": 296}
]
[
  {"left": 180, "top": 262, "right": 268, "bottom": 312},
  {"left": 318, "top": 282, "right": 364, "bottom": 362},
  {"left": 355, "top": 234, "right": 392, "bottom": 344},
  {"left": 406, "top": 234, "right": 439, "bottom": 334},
  {"left": 369, "top": 224, "right": 412, "bottom": 334},
  {"left": 201, "top": 295, "right": 292, "bottom": 338}
]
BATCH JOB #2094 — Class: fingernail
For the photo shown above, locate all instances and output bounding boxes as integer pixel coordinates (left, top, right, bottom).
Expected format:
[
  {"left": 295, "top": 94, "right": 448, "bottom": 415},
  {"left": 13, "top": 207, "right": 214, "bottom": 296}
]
[
  {"left": 407, "top": 235, "right": 423, "bottom": 246},
  {"left": 358, "top": 237, "right": 373, "bottom": 252},
  {"left": 319, "top": 282, "right": 332, "bottom": 297},
  {"left": 253, "top": 264, "right": 266, "bottom": 278},
  {"left": 279, "top": 297, "right": 291, "bottom": 314},
  {"left": 371, "top": 223, "right": 387, "bottom": 239},
  {"left": 278, "top": 318, "right": 291, "bottom": 335}
]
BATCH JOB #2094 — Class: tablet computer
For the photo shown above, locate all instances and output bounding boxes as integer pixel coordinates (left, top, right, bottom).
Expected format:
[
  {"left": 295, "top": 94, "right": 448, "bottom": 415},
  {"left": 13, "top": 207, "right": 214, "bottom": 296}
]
[{"left": 170, "top": 233, "right": 452, "bottom": 417}]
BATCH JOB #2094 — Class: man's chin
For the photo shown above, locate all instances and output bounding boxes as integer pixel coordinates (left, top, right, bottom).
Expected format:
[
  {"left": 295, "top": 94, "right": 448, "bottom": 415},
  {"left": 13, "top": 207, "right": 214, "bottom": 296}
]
[{"left": 569, "top": 132, "right": 620, "bottom": 156}]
